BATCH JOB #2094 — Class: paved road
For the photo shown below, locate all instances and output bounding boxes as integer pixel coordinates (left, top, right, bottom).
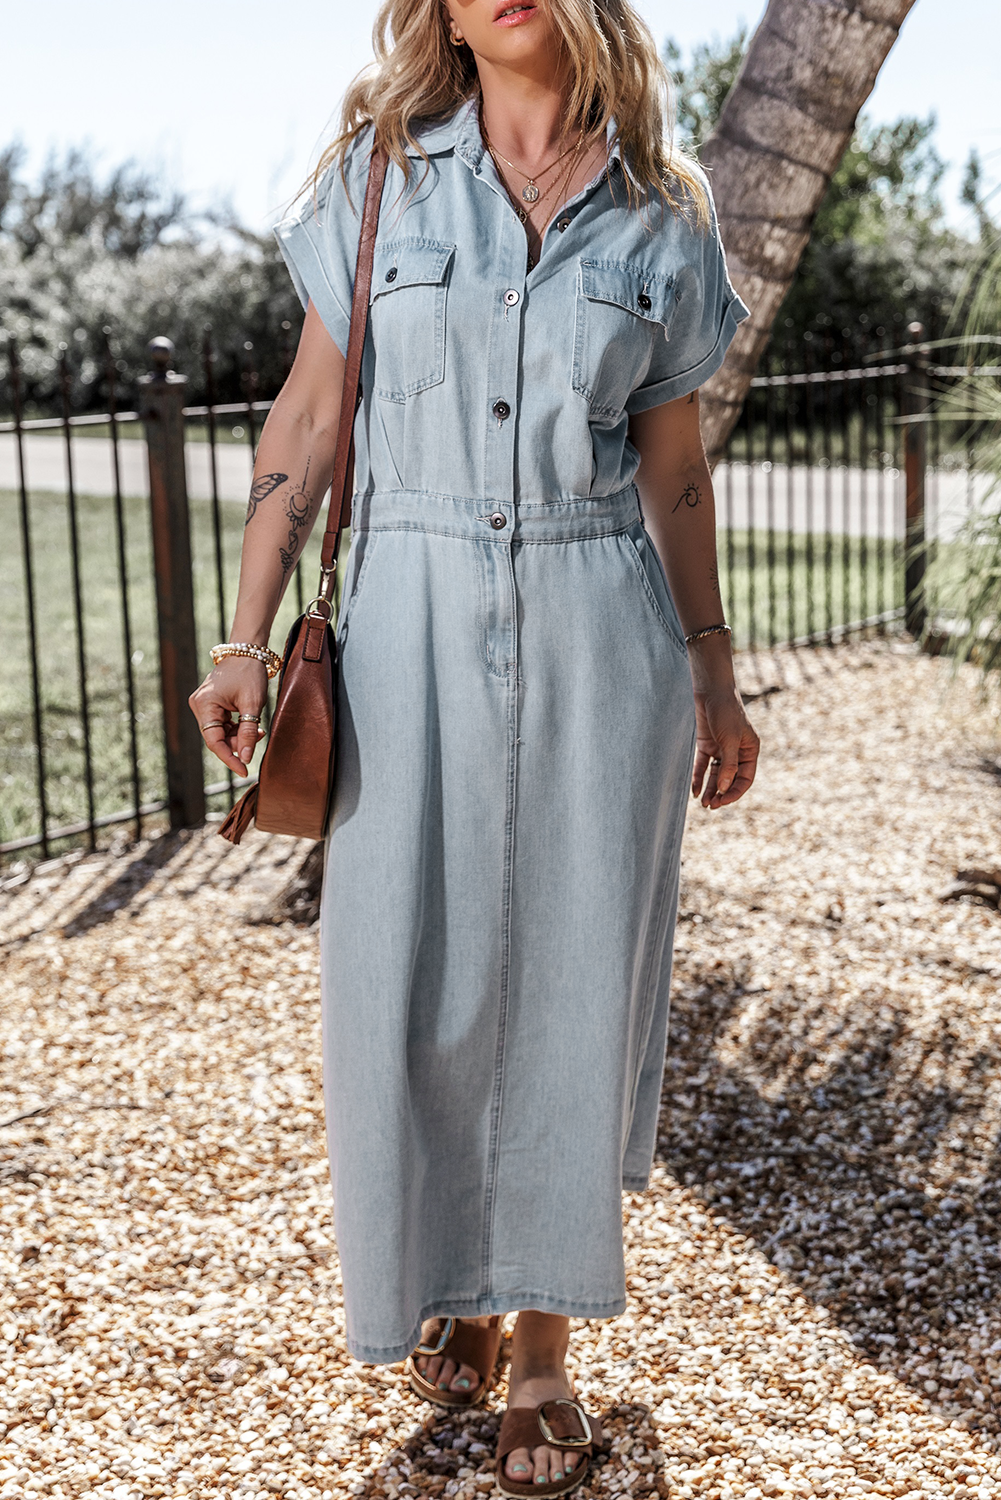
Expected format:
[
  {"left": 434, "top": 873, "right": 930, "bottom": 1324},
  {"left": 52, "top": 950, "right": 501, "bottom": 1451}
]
[
  {"left": 0, "top": 435, "right": 994, "bottom": 540},
  {"left": 0, "top": 432, "right": 255, "bottom": 506}
]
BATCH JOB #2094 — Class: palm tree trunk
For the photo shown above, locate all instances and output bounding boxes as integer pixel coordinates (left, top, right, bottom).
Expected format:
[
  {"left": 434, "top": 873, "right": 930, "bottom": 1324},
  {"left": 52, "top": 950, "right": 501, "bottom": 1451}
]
[{"left": 700, "top": 0, "right": 920, "bottom": 465}]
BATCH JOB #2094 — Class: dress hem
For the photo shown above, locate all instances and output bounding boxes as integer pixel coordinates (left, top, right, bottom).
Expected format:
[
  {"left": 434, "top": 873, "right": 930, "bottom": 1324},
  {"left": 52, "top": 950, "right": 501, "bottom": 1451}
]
[
  {"left": 622, "top": 1173, "right": 651, "bottom": 1191},
  {"left": 348, "top": 1290, "right": 629, "bottom": 1366}
]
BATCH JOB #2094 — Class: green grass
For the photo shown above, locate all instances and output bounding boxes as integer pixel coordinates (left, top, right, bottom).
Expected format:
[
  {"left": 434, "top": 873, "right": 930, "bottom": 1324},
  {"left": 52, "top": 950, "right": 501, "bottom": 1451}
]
[
  {"left": 0, "top": 486, "right": 323, "bottom": 859},
  {"left": 718, "top": 529, "right": 904, "bottom": 650}
]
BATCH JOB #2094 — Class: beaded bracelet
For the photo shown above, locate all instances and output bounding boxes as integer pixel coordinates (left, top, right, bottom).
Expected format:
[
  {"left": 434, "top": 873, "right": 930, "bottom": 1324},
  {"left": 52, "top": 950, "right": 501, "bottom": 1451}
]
[
  {"left": 210, "top": 641, "right": 283, "bottom": 679},
  {"left": 684, "top": 622, "right": 732, "bottom": 646}
]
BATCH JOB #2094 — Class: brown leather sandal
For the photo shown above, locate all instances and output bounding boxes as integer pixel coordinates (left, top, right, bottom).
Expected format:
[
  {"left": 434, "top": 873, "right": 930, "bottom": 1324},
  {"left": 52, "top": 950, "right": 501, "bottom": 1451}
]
[
  {"left": 497, "top": 1397, "right": 605, "bottom": 1498},
  {"left": 406, "top": 1316, "right": 504, "bottom": 1409}
]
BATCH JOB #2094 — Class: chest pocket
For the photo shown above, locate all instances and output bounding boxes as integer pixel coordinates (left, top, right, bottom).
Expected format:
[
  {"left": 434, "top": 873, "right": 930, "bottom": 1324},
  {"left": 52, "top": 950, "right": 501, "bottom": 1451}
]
[
  {"left": 370, "top": 238, "right": 455, "bottom": 403},
  {"left": 572, "top": 258, "right": 679, "bottom": 418}
]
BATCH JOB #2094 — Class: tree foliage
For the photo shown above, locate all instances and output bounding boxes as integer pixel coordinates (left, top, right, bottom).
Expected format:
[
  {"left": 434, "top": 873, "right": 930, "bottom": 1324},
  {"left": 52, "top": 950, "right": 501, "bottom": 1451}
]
[
  {"left": 666, "top": 32, "right": 984, "bottom": 360},
  {"left": 0, "top": 144, "right": 302, "bottom": 412}
]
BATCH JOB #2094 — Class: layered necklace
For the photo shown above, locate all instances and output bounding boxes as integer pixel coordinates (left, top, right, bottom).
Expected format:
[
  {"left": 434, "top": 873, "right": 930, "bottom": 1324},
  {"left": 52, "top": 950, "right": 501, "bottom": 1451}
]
[
  {"left": 483, "top": 122, "right": 585, "bottom": 205},
  {"left": 479, "top": 104, "right": 592, "bottom": 269}
]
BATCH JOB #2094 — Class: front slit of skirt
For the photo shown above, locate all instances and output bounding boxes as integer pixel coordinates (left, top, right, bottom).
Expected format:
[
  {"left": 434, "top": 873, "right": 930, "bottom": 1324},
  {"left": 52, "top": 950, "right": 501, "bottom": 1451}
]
[{"left": 480, "top": 541, "right": 520, "bottom": 1297}]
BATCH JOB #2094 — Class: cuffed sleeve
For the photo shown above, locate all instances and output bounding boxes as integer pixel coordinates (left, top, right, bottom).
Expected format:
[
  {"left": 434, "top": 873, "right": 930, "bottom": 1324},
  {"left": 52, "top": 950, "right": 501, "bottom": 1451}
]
[
  {"left": 625, "top": 169, "right": 749, "bottom": 414},
  {"left": 273, "top": 130, "right": 374, "bottom": 356}
]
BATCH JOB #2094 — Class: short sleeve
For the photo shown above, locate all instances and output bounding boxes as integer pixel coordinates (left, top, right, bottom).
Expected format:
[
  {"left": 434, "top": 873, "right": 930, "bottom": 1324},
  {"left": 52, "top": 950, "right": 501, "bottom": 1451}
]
[
  {"left": 625, "top": 171, "right": 750, "bottom": 415},
  {"left": 273, "top": 131, "right": 374, "bottom": 356}
]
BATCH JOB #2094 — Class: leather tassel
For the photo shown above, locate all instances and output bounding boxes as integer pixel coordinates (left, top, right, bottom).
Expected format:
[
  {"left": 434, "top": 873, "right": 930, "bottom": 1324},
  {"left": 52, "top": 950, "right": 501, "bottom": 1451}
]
[{"left": 218, "top": 784, "right": 259, "bottom": 845}]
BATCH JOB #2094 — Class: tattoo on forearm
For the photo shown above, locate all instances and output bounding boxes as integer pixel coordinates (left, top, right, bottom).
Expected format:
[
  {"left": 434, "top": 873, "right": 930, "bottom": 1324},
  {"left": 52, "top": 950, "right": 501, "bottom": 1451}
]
[
  {"left": 710, "top": 563, "right": 721, "bottom": 599},
  {"left": 279, "top": 458, "right": 313, "bottom": 577},
  {"left": 672, "top": 482, "right": 701, "bottom": 515},
  {"left": 245, "top": 472, "right": 288, "bottom": 526}
]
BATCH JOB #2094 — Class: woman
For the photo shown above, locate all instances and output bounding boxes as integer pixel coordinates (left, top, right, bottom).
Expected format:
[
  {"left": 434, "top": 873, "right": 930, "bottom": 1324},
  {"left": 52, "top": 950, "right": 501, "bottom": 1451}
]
[{"left": 190, "top": 0, "right": 759, "bottom": 1493}]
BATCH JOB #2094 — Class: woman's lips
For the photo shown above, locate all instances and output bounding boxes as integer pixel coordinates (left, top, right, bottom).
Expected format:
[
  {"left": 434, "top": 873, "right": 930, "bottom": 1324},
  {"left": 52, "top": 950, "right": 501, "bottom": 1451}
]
[{"left": 494, "top": 4, "right": 537, "bottom": 26}]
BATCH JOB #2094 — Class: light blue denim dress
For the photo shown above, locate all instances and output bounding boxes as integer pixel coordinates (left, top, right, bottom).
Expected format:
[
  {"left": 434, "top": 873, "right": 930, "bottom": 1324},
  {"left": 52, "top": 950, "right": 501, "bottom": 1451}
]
[{"left": 275, "top": 98, "right": 748, "bottom": 1364}]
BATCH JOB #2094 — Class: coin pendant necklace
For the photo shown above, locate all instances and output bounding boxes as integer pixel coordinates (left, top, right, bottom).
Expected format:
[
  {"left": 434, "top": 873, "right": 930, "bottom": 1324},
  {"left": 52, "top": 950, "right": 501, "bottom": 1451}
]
[
  {"left": 501, "top": 132, "right": 581, "bottom": 202},
  {"left": 479, "top": 105, "right": 584, "bottom": 203}
]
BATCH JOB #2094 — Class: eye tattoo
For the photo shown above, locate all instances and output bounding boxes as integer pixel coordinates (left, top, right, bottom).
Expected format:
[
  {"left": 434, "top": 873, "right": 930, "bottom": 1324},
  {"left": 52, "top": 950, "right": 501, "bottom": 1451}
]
[
  {"left": 672, "top": 483, "right": 701, "bottom": 514},
  {"left": 245, "top": 472, "right": 288, "bottom": 526}
]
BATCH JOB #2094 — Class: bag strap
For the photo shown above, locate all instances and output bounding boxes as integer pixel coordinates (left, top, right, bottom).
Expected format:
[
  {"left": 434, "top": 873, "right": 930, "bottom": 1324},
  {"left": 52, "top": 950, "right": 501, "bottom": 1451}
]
[{"left": 316, "top": 146, "right": 388, "bottom": 604}]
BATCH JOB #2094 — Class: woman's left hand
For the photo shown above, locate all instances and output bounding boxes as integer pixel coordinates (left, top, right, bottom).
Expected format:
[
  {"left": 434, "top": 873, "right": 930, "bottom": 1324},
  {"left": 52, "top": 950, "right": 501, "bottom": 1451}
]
[{"left": 691, "top": 684, "right": 760, "bottom": 809}]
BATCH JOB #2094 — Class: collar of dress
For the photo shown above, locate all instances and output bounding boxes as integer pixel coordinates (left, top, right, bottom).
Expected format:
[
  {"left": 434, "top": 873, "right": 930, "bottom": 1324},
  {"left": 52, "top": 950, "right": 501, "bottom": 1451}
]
[{"left": 403, "top": 95, "right": 623, "bottom": 178}]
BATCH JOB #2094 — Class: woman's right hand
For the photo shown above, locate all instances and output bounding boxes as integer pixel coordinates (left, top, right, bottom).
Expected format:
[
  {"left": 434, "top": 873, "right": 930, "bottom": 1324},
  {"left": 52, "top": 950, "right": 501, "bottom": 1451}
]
[{"left": 188, "top": 658, "right": 269, "bottom": 778}]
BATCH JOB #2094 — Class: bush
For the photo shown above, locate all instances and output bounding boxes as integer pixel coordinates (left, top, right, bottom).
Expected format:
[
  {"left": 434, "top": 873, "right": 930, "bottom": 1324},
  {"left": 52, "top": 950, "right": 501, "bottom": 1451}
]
[{"left": 0, "top": 144, "right": 303, "bottom": 413}]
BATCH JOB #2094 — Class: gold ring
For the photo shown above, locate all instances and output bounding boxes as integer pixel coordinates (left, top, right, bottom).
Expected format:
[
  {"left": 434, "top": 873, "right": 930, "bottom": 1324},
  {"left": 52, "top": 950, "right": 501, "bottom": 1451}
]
[
  {"left": 201, "top": 720, "right": 227, "bottom": 732},
  {"left": 238, "top": 714, "right": 261, "bottom": 723}
]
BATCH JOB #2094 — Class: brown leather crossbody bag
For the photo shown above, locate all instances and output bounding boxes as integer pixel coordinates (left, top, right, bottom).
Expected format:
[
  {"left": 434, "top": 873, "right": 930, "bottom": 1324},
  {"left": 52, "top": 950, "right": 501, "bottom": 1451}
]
[{"left": 219, "top": 147, "right": 388, "bottom": 846}]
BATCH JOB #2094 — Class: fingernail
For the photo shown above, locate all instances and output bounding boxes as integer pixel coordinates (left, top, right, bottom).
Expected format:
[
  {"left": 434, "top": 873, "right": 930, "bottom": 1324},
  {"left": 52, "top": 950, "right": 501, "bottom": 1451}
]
[{"left": 241, "top": 746, "right": 253, "bottom": 762}]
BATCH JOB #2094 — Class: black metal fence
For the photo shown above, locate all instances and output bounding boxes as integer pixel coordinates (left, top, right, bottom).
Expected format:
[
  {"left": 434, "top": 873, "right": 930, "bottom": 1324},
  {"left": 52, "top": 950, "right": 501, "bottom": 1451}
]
[
  {"left": 1, "top": 332, "right": 320, "bottom": 864},
  {"left": 0, "top": 327, "right": 994, "bottom": 866}
]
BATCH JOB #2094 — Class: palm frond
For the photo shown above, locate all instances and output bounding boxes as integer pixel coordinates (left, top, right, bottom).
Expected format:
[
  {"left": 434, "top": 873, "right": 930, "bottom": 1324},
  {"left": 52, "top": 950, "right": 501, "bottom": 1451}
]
[{"left": 926, "top": 241, "right": 1001, "bottom": 679}]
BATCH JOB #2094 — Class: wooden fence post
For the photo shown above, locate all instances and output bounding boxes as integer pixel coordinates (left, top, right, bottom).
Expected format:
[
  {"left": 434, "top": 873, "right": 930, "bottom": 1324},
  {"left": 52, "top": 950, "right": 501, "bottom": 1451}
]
[
  {"left": 140, "top": 337, "right": 206, "bottom": 830},
  {"left": 903, "top": 320, "right": 929, "bottom": 638}
]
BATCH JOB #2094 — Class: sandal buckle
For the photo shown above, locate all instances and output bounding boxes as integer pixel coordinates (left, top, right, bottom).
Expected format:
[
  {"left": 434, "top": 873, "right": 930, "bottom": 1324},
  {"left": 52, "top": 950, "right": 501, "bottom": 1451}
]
[
  {"left": 414, "top": 1317, "right": 456, "bottom": 1357},
  {"left": 537, "top": 1398, "right": 592, "bottom": 1448}
]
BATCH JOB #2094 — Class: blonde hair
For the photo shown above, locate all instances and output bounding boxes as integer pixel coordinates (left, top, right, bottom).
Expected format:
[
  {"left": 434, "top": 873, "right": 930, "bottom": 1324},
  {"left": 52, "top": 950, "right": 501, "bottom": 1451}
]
[{"left": 313, "top": 0, "right": 710, "bottom": 229}]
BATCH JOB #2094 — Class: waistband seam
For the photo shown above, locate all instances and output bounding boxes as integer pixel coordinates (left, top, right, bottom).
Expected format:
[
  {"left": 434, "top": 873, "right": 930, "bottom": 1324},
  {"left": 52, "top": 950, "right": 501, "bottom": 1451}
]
[
  {"left": 356, "top": 520, "right": 637, "bottom": 543},
  {"left": 352, "top": 486, "right": 639, "bottom": 509}
]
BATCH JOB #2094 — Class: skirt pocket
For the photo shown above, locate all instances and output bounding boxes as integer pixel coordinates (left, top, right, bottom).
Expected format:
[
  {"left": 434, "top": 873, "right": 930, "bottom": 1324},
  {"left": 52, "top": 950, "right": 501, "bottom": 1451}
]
[
  {"left": 621, "top": 527, "right": 689, "bottom": 658},
  {"left": 336, "top": 529, "right": 381, "bottom": 643}
]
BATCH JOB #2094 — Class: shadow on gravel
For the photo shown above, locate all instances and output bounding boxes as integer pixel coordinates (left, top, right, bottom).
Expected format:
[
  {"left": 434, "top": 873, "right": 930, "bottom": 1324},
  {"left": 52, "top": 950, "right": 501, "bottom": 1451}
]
[
  {"left": 354, "top": 1399, "right": 661, "bottom": 1499},
  {"left": 60, "top": 830, "right": 192, "bottom": 936},
  {"left": 657, "top": 955, "right": 1001, "bottom": 1436}
]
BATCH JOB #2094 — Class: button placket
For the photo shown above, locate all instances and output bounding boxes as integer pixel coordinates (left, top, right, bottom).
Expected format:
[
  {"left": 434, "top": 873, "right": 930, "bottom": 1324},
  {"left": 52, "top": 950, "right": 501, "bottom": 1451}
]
[{"left": 479, "top": 209, "right": 526, "bottom": 517}]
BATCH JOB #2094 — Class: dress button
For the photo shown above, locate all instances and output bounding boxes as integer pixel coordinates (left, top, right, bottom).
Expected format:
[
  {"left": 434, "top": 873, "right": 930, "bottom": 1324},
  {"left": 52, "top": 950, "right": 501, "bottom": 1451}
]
[
  {"left": 557, "top": 217, "right": 571, "bottom": 232},
  {"left": 385, "top": 266, "right": 398, "bottom": 283},
  {"left": 637, "top": 292, "right": 652, "bottom": 311},
  {"left": 492, "top": 399, "right": 511, "bottom": 420},
  {"left": 503, "top": 288, "right": 520, "bottom": 307},
  {"left": 490, "top": 512, "right": 508, "bottom": 530}
]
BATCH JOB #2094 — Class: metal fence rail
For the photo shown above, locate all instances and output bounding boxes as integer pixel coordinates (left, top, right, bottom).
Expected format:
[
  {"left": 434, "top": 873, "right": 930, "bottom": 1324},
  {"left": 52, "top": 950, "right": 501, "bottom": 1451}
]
[
  {"left": 0, "top": 331, "right": 318, "bottom": 863},
  {"left": 0, "top": 327, "right": 993, "bottom": 865}
]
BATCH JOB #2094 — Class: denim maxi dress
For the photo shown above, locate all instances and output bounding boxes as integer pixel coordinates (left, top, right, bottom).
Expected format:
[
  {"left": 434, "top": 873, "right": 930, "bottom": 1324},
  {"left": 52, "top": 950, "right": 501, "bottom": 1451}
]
[{"left": 275, "top": 98, "right": 749, "bottom": 1364}]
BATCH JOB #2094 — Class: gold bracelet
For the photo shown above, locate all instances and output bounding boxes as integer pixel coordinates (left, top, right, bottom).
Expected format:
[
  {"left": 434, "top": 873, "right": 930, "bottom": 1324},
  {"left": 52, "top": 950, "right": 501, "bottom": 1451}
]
[
  {"left": 684, "top": 622, "right": 732, "bottom": 645},
  {"left": 210, "top": 642, "right": 282, "bottom": 679}
]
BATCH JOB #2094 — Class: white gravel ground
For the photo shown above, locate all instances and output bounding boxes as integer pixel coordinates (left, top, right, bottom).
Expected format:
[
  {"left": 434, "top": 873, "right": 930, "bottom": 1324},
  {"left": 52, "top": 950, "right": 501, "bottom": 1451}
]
[{"left": 1, "top": 640, "right": 1000, "bottom": 1500}]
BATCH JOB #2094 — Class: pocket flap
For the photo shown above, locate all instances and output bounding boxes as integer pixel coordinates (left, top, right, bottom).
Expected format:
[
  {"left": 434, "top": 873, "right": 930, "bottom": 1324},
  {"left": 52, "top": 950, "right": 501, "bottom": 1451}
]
[
  {"left": 578, "top": 258, "right": 678, "bottom": 328},
  {"left": 372, "top": 238, "right": 456, "bottom": 299}
]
